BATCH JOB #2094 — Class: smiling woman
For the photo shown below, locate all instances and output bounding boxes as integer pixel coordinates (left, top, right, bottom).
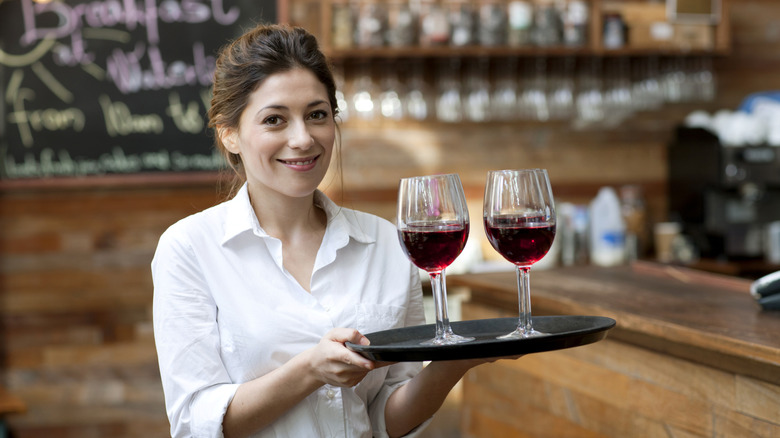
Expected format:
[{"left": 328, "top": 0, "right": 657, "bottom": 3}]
[
  {"left": 218, "top": 68, "right": 335, "bottom": 202},
  {"left": 151, "top": 23, "right": 514, "bottom": 438},
  {"left": 207, "top": 25, "right": 340, "bottom": 199}
]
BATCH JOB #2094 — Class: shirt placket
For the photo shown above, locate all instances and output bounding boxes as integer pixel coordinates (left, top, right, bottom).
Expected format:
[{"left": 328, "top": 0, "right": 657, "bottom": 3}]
[{"left": 318, "top": 385, "right": 347, "bottom": 437}]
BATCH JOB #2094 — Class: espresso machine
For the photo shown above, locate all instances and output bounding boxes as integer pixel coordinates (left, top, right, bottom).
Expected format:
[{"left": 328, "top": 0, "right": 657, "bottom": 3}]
[{"left": 668, "top": 127, "right": 780, "bottom": 261}]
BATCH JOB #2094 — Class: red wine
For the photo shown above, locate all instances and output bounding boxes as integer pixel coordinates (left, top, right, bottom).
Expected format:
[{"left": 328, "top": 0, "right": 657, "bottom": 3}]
[
  {"left": 399, "top": 224, "right": 468, "bottom": 272},
  {"left": 484, "top": 216, "right": 556, "bottom": 266}
]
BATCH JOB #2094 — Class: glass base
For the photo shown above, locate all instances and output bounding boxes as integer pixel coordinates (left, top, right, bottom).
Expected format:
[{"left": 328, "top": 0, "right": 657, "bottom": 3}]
[
  {"left": 497, "top": 328, "right": 548, "bottom": 339},
  {"left": 421, "top": 332, "right": 475, "bottom": 346}
]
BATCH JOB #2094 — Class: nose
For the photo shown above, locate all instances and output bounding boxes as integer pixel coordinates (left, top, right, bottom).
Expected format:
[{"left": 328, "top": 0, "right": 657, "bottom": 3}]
[{"left": 287, "top": 120, "right": 315, "bottom": 150}]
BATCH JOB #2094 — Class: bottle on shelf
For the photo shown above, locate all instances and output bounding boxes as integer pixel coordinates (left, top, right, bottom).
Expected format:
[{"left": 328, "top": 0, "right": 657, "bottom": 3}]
[
  {"left": 478, "top": 0, "right": 509, "bottom": 47},
  {"left": 507, "top": 1, "right": 534, "bottom": 47},
  {"left": 331, "top": 0, "right": 355, "bottom": 49},
  {"left": 448, "top": 0, "right": 477, "bottom": 47},
  {"left": 386, "top": 0, "right": 417, "bottom": 47},
  {"left": 589, "top": 186, "right": 627, "bottom": 267},
  {"left": 419, "top": 0, "right": 451, "bottom": 46}
]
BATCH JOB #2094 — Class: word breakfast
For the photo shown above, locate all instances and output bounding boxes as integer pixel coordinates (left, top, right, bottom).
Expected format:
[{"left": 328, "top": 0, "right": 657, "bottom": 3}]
[{"left": 18, "top": 0, "right": 240, "bottom": 47}]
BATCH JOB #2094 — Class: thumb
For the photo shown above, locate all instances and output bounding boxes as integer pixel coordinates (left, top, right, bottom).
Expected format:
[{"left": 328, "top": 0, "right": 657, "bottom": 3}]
[{"left": 328, "top": 328, "right": 370, "bottom": 346}]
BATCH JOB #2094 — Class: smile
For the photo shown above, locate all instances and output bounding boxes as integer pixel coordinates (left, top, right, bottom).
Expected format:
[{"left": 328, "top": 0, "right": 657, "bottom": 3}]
[
  {"left": 277, "top": 155, "right": 320, "bottom": 170},
  {"left": 281, "top": 158, "right": 316, "bottom": 165}
]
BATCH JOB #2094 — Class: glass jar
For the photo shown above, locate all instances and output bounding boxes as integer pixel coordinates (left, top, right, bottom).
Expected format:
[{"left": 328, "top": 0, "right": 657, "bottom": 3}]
[
  {"left": 405, "top": 60, "right": 433, "bottom": 121},
  {"left": 602, "top": 13, "right": 626, "bottom": 49},
  {"left": 478, "top": 0, "right": 508, "bottom": 47},
  {"left": 386, "top": 1, "right": 417, "bottom": 47},
  {"left": 463, "top": 57, "right": 491, "bottom": 122},
  {"left": 449, "top": 1, "right": 477, "bottom": 47},
  {"left": 356, "top": 0, "right": 387, "bottom": 47},
  {"left": 331, "top": 0, "right": 355, "bottom": 49},
  {"left": 507, "top": 0, "right": 533, "bottom": 46},
  {"left": 532, "top": 0, "right": 563, "bottom": 47},
  {"left": 435, "top": 58, "right": 462, "bottom": 122},
  {"left": 419, "top": 0, "right": 451, "bottom": 46},
  {"left": 563, "top": 0, "right": 589, "bottom": 47}
]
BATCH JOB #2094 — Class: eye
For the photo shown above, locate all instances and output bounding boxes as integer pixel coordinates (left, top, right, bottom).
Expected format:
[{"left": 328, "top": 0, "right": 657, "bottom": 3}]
[
  {"left": 262, "top": 115, "right": 284, "bottom": 126},
  {"left": 309, "top": 109, "right": 329, "bottom": 121}
]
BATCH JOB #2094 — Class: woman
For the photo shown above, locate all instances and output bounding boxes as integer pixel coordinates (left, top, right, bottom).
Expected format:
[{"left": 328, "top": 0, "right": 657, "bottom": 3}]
[{"left": 152, "top": 23, "right": 492, "bottom": 438}]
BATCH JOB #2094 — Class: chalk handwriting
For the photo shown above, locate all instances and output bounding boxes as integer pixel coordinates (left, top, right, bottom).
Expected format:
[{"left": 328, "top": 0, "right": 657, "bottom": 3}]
[
  {"left": 6, "top": 70, "right": 86, "bottom": 148},
  {"left": 167, "top": 92, "right": 204, "bottom": 134},
  {"left": 0, "top": 37, "right": 56, "bottom": 68},
  {"left": 1, "top": 0, "right": 250, "bottom": 179},
  {"left": 19, "top": 0, "right": 239, "bottom": 47},
  {"left": 31, "top": 61, "right": 74, "bottom": 103},
  {"left": 52, "top": 31, "right": 96, "bottom": 67},
  {"left": 3, "top": 147, "right": 226, "bottom": 178},
  {"left": 107, "top": 42, "right": 214, "bottom": 94},
  {"left": 99, "top": 94, "right": 164, "bottom": 136},
  {"left": 199, "top": 88, "right": 212, "bottom": 110}
]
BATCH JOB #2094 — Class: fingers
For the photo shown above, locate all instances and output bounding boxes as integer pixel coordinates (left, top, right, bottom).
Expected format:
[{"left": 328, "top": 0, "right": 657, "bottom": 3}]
[
  {"left": 324, "top": 328, "right": 373, "bottom": 370},
  {"left": 314, "top": 328, "right": 376, "bottom": 387},
  {"left": 343, "top": 349, "right": 374, "bottom": 372},
  {"left": 474, "top": 354, "right": 525, "bottom": 365},
  {"left": 326, "top": 327, "right": 370, "bottom": 347}
]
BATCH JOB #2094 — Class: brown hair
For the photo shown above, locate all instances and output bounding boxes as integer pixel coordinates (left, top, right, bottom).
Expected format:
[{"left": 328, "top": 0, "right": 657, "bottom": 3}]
[{"left": 208, "top": 24, "right": 340, "bottom": 198}]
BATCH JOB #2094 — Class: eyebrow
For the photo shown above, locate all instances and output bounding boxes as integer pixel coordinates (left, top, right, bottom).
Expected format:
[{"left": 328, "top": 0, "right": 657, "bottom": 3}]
[{"left": 259, "top": 100, "right": 329, "bottom": 112}]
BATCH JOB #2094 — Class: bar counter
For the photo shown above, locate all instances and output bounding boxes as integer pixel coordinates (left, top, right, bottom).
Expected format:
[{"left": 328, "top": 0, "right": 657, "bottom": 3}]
[
  {"left": 0, "top": 386, "right": 25, "bottom": 438},
  {"left": 449, "top": 262, "right": 780, "bottom": 437}
]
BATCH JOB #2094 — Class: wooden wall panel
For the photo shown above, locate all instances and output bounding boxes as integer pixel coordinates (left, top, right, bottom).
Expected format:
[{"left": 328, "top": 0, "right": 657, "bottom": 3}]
[
  {"left": 3, "top": 1, "right": 780, "bottom": 435},
  {"left": 1, "top": 185, "right": 222, "bottom": 435}
]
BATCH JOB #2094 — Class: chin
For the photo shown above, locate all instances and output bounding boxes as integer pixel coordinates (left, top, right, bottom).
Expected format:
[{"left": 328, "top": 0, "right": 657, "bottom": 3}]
[{"left": 284, "top": 184, "right": 322, "bottom": 199}]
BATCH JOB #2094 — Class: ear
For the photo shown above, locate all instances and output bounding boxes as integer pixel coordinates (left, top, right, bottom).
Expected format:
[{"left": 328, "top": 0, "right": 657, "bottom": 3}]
[{"left": 219, "top": 125, "right": 240, "bottom": 154}]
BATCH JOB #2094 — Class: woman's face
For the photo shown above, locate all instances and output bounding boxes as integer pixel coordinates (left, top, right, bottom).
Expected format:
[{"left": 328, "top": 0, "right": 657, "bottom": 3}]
[{"left": 221, "top": 67, "right": 336, "bottom": 201}]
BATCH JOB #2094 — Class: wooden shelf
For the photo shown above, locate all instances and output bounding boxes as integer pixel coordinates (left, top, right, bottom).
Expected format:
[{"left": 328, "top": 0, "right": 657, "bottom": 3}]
[
  {"left": 325, "top": 45, "right": 593, "bottom": 59},
  {"left": 324, "top": 45, "right": 729, "bottom": 60},
  {"left": 287, "top": 0, "right": 731, "bottom": 60}
]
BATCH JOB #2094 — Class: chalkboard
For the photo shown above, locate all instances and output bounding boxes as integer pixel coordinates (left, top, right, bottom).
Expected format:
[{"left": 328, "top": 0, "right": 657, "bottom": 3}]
[{"left": 0, "top": 0, "right": 277, "bottom": 181}]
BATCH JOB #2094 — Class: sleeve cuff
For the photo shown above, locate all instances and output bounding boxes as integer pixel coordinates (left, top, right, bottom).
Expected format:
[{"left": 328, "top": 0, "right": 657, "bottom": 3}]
[
  {"left": 368, "top": 381, "right": 434, "bottom": 438},
  {"left": 188, "top": 383, "right": 241, "bottom": 437}
]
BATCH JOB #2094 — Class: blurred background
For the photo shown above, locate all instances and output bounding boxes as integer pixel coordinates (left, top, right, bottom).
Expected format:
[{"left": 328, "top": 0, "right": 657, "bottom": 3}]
[{"left": 2, "top": 0, "right": 780, "bottom": 436}]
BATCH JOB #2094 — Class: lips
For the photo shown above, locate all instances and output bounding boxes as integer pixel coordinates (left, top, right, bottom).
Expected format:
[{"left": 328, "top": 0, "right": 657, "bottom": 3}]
[
  {"left": 279, "top": 157, "right": 316, "bottom": 166},
  {"left": 277, "top": 154, "right": 320, "bottom": 170}
]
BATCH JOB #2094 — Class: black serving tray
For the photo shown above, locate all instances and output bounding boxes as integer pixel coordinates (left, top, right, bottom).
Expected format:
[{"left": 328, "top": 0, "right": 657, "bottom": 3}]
[{"left": 346, "top": 316, "right": 616, "bottom": 362}]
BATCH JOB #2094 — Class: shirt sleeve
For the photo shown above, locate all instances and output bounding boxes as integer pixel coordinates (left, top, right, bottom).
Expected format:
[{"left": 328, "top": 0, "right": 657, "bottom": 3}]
[
  {"left": 152, "top": 226, "right": 239, "bottom": 438},
  {"left": 368, "top": 262, "right": 433, "bottom": 437}
]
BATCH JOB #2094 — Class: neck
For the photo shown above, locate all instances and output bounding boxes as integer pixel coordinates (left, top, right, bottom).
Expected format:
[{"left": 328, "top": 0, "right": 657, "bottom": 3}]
[{"left": 248, "top": 187, "right": 326, "bottom": 240}]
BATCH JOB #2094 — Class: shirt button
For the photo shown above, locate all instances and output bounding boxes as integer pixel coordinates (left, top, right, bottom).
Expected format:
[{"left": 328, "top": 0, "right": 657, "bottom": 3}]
[{"left": 326, "top": 389, "right": 336, "bottom": 399}]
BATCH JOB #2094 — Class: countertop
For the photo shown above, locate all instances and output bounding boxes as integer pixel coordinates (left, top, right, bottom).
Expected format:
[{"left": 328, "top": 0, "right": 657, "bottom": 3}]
[{"left": 449, "top": 261, "right": 780, "bottom": 385}]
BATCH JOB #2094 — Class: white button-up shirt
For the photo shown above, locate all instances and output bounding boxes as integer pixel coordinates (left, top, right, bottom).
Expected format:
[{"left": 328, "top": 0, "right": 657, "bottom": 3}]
[{"left": 152, "top": 185, "right": 427, "bottom": 437}]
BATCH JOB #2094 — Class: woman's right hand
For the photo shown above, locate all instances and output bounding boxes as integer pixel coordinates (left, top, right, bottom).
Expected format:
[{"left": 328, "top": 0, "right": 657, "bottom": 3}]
[
  {"left": 306, "top": 328, "right": 378, "bottom": 388},
  {"left": 223, "top": 328, "right": 380, "bottom": 438}
]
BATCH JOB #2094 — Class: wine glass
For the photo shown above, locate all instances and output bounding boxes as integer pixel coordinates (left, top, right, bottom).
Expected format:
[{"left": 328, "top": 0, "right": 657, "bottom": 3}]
[
  {"left": 483, "top": 169, "right": 556, "bottom": 339},
  {"left": 397, "top": 174, "right": 475, "bottom": 345}
]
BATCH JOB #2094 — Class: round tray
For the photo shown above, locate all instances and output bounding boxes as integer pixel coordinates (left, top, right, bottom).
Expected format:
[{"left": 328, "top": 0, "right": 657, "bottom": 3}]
[{"left": 346, "top": 315, "right": 616, "bottom": 362}]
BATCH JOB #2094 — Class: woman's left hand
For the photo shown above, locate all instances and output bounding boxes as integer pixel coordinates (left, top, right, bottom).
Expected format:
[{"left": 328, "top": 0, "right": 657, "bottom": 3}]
[{"left": 307, "top": 328, "right": 378, "bottom": 388}]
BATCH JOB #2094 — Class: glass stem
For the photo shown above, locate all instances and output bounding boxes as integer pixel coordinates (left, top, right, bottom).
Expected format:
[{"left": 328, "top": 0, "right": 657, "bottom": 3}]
[
  {"left": 516, "top": 265, "right": 533, "bottom": 334},
  {"left": 429, "top": 270, "right": 452, "bottom": 339}
]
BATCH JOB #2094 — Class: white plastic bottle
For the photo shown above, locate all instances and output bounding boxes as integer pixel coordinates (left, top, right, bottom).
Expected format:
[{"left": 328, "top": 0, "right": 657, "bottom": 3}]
[{"left": 589, "top": 186, "right": 626, "bottom": 266}]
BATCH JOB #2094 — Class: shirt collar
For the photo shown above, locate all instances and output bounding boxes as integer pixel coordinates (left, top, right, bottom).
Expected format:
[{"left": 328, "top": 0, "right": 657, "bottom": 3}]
[
  {"left": 314, "top": 190, "right": 375, "bottom": 245},
  {"left": 221, "top": 183, "right": 257, "bottom": 245},
  {"left": 221, "top": 183, "right": 375, "bottom": 245}
]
